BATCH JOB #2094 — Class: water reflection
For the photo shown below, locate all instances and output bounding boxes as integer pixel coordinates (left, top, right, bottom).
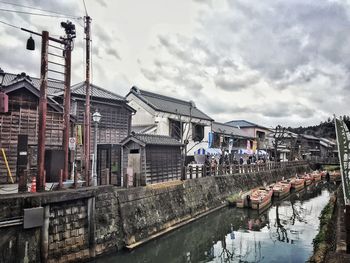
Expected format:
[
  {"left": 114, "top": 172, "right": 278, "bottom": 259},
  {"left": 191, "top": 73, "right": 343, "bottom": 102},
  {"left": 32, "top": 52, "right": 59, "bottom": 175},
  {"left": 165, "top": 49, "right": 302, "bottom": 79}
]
[{"left": 98, "top": 182, "right": 337, "bottom": 263}]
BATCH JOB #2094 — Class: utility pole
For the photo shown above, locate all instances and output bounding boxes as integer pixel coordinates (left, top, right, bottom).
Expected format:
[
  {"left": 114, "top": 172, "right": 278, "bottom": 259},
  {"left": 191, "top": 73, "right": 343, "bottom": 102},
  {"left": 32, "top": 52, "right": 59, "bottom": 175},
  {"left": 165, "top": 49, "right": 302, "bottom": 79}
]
[
  {"left": 61, "top": 21, "right": 76, "bottom": 182},
  {"left": 36, "top": 31, "right": 49, "bottom": 192},
  {"left": 62, "top": 40, "right": 72, "bottom": 182},
  {"left": 84, "top": 15, "right": 91, "bottom": 186}
]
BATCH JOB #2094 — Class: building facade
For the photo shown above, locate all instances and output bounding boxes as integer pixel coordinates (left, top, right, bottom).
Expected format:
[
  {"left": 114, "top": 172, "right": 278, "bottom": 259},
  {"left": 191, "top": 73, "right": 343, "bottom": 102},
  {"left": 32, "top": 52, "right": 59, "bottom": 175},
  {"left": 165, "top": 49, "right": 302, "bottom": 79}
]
[{"left": 126, "top": 86, "right": 213, "bottom": 162}]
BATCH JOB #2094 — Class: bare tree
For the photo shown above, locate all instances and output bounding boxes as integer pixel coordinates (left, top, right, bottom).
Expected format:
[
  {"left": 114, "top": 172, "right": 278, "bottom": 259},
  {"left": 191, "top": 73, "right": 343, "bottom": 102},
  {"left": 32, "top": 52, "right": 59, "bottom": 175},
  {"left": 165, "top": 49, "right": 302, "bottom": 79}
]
[{"left": 271, "top": 125, "right": 288, "bottom": 161}]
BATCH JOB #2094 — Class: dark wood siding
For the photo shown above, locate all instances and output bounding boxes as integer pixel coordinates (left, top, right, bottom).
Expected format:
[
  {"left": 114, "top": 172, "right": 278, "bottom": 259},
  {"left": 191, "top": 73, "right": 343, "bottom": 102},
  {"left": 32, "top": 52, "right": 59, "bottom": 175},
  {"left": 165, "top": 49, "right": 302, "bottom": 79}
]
[
  {"left": 145, "top": 145, "right": 182, "bottom": 184},
  {"left": 0, "top": 89, "right": 64, "bottom": 183}
]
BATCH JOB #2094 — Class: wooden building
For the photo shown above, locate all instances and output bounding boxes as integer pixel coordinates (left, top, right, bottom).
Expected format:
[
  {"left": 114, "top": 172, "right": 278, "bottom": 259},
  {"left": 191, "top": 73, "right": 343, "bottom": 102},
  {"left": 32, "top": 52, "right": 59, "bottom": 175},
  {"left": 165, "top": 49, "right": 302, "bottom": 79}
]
[
  {"left": 121, "top": 133, "right": 183, "bottom": 185},
  {"left": 0, "top": 71, "right": 134, "bottom": 185},
  {"left": 211, "top": 122, "right": 252, "bottom": 154},
  {"left": 52, "top": 82, "right": 135, "bottom": 185},
  {"left": 0, "top": 73, "right": 65, "bottom": 183}
]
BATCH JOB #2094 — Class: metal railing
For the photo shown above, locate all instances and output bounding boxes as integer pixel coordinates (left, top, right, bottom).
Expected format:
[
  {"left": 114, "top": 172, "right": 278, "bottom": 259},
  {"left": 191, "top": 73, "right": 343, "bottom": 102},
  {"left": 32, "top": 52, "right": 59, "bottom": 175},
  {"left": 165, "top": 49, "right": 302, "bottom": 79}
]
[{"left": 184, "top": 160, "right": 307, "bottom": 180}]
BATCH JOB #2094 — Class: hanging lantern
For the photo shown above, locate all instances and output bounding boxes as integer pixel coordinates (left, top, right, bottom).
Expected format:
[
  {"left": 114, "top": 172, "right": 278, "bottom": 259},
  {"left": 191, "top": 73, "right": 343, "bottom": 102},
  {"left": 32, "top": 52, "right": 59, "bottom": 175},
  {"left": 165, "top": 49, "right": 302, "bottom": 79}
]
[{"left": 26, "top": 36, "right": 35, "bottom": 51}]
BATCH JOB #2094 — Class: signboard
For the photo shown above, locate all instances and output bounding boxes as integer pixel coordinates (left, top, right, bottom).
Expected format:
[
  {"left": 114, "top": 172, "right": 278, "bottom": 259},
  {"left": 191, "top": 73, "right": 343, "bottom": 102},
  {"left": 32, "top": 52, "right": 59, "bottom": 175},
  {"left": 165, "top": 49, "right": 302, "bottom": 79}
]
[
  {"left": 69, "top": 137, "right": 76, "bottom": 150},
  {"left": 334, "top": 117, "right": 350, "bottom": 204}
]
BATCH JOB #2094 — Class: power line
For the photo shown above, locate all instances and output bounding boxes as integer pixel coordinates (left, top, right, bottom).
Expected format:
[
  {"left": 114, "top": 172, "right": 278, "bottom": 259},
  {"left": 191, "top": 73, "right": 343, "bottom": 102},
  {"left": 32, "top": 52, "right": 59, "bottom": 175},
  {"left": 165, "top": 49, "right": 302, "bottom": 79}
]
[
  {"left": 0, "top": 7, "right": 80, "bottom": 19},
  {"left": 0, "top": 19, "right": 20, "bottom": 29},
  {"left": 83, "top": 0, "right": 88, "bottom": 16},
  {"left": 0, "top": 0, "right": 79, "bottom": 18}
]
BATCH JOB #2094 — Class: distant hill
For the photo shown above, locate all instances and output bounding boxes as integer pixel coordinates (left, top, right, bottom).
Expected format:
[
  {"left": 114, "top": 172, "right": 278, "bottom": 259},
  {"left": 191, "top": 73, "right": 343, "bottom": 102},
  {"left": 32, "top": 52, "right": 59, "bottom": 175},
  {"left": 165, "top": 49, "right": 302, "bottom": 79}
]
[{"left": 287, "top": 115, "right": 350, "bottom": 140}]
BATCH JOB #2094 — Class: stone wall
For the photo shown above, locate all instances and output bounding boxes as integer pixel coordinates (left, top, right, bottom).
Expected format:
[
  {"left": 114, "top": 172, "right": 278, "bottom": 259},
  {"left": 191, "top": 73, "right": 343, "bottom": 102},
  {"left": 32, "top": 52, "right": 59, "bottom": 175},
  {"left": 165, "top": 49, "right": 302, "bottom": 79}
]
[
  {"left": 0, "top": 164, "right": 309, "bottom": 262},
  {"left": 119, "top": 165, "right": 309, "bottom": 245}
]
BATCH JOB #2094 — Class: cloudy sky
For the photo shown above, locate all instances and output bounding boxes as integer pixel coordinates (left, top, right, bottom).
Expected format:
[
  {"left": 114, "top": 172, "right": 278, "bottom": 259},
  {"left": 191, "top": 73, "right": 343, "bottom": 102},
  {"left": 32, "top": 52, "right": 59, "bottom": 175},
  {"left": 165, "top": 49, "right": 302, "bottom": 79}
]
[{"left": 1, "top": 0, "right": 350, "bottom": 128}]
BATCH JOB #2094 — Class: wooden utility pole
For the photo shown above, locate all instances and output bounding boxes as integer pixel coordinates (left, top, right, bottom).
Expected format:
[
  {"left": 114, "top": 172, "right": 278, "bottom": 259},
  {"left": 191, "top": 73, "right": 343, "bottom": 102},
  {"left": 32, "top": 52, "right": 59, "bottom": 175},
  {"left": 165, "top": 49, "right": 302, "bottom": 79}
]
[
  {"left": 84, "top": 15, "right": 91, "bottom": 186},
  {"left": 63, "top": 41, "right": 72, "bottom": 181},
  {"left": 37, "top": 31, "right": 49, "bottom": 192}
]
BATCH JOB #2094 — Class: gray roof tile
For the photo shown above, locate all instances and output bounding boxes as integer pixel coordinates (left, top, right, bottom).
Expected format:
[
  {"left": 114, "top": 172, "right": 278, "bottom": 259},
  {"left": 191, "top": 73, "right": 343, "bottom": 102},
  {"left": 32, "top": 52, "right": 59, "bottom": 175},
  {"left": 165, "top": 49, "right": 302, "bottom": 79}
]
[
  {"left": 129, "top": 86, "right": 213, "bottom": 121},
  {"left": 225, "top": 119, "right": 268, "bottom": 129},
  {"left": 212, "top": 122, "right": 250, "bottom": 138},
  {"left": 2, "top": 72, "right": 125, "bottom": 101},
  {"left": 123, "top": 133, "right": 183, "bottom": 146}
]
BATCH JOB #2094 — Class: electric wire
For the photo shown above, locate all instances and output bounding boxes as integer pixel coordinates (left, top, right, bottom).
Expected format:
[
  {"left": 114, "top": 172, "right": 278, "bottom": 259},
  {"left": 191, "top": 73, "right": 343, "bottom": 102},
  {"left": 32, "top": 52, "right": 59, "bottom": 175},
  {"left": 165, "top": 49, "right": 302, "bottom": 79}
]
[
  {"left": 0, "top": 7, "right": 80, "bottom": 19},
  {"left": 0, "top": 0, "right": 79, "bottom": 18},
  {"left": 83, "top": 0, "right": 88, "bottom": 16},
  {"left": 0, "top": 19, "right": 20, "bottom": 29}
]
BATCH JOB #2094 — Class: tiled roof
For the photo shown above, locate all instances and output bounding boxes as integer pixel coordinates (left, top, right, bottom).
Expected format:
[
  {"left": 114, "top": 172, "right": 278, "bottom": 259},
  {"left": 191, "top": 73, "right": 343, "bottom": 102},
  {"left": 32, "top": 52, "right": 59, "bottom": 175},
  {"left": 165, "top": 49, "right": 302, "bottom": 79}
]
[
  {"left": 301, "top": 134, "right": 320, "bottom": 140},
  {"left": 131, "top": 124, "right": 157, "bottom": 134},
  {"left": 2, "top": 72, "right": 64, "bottom": 95},
  {"left": 128, "top": 86, "right": 213, "bottom": 121},
  {"left": 68, "top": 82, "right": 125, "bottom": 101},
  {"left": 225, "top": 120, "right": 268, "bottom": 129},
  {"left": 122, "top": 133, "right": 183, "bottom": 146},
  {"left": 2, "top": 72, "right": 125, "bottom": 101},
  {"left": 212, "top": 122, "right": 249, "bottom": 138}
]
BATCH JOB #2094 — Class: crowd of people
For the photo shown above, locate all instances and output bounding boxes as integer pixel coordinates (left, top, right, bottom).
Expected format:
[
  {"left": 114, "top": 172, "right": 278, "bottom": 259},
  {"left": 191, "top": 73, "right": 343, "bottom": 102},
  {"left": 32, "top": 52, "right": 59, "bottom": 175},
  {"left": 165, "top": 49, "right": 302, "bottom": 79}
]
[{"left": 198, "top": 154, "right": 268, "bottom": 175}]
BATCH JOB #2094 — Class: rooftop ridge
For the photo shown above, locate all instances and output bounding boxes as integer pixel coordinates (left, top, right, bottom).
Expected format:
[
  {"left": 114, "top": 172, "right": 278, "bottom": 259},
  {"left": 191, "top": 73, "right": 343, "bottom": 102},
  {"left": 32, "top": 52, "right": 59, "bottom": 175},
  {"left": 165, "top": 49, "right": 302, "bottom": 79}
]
[
  {"left": 138, "top": 88, "right": 194, "bottom": 107},
  {"left": 71, "top": 81, "right": 125, "bottom": 100}
]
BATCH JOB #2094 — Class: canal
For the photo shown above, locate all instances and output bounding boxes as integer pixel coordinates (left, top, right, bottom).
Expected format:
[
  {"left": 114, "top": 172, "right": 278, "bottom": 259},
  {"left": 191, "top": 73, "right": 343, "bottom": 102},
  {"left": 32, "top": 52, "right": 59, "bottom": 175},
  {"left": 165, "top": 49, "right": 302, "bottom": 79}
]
[{"left": 98, "top": 182, "right": 337, "bottom": 263}]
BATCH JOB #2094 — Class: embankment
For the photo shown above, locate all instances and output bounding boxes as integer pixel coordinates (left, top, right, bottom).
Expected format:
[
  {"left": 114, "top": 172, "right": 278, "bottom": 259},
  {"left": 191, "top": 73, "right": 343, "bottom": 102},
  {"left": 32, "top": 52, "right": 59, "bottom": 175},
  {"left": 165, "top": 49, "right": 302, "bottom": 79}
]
[{"left": 0, "top": 164, "right": 309, "bottom": 262}]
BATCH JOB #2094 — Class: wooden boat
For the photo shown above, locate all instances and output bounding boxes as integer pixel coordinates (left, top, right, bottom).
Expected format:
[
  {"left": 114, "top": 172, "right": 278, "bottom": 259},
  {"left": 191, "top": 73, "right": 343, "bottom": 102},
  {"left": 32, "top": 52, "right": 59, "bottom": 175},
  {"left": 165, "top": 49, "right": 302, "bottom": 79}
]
[
  {"left": 249, "top": 187, "right": 273, "bottom": 210},
  {"left": 311, "top": 171, "right": 322, "bottom": 182},
  {"left": 301, "top": 174, "right": 313, "bottom": 186},
  {"left": 273, "top": 181, "right": 291, "bottom": 198},
  {"left": 290, "top": 177, "right": 305, "bottom": 190},
  {"left": 235, "top": 189, "right": 254, "bottom": 208}
]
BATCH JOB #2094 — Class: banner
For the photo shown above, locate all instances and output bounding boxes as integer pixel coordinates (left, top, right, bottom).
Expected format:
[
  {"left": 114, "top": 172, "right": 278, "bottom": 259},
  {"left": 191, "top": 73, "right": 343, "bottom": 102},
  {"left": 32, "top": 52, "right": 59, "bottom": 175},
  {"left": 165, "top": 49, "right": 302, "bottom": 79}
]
[
  {"left": 228, "top": 138, "right": 234, "bottom": 153},
  {"left": 208, "top": 132, "right": 213, "bottom": 148},
  {"left": 252, "top": 140, "right": 257, "bottom": 153},
  {"left": 334, "top": 117, "right": 350, "bottom": 204}
]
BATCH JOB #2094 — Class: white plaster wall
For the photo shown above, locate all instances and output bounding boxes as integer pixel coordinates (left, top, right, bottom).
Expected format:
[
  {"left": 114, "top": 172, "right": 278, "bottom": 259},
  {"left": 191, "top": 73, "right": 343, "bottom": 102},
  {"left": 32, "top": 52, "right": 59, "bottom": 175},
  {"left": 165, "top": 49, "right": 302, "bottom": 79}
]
[
  {"left": 127, "top": 94, "right": 155, "bottom": 126},
  {"left": 155, "top": 115, "right": 170, "bottom": 136},
  {"left": 185, "top": 123, "right": 211, "bottom": 156}
]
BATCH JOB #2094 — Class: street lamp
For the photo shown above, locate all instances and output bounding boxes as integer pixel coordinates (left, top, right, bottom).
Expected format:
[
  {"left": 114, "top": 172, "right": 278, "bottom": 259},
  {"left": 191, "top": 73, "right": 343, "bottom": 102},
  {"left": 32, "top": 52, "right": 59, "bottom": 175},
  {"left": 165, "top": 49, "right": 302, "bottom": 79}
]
[{"left": 92, "top": 110, "right": 101, "bottom": 186}]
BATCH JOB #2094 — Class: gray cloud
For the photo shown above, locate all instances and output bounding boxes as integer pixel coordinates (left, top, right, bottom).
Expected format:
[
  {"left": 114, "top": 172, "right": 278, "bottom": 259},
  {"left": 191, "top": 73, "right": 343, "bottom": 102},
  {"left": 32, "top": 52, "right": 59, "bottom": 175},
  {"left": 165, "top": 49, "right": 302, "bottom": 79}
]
[
  {"left": 95, "top": 0, "right": 107, "bottom": 8},
  {"left": 105, "top": 47, "right": 121, "bottom": 60}
]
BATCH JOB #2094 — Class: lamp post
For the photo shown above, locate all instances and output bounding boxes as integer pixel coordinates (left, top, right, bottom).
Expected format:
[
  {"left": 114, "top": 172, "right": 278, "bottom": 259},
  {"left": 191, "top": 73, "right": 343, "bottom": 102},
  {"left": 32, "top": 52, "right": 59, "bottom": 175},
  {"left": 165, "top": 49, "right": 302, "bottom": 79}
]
[{"left": 92, "top": 110, "right": 101, "bottom": 186}]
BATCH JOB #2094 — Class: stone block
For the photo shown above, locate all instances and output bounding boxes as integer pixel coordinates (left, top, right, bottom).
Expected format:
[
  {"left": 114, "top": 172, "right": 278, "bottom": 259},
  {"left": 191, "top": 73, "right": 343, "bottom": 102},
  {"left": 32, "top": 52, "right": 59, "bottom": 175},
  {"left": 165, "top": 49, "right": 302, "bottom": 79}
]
[
  {"left": 67, "top": 253, "right": 76, "bottom": 261},
  {"left": 63, "top": 231, "right": 70, "bottom": 239},
  {"left": 65, "top": 207, "right": 72, "bottom": 215}
]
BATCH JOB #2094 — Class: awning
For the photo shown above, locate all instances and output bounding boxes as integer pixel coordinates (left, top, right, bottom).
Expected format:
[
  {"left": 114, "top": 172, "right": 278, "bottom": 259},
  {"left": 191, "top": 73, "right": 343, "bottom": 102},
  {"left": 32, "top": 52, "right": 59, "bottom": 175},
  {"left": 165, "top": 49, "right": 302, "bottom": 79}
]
[
  {"left": 257, "top": 150, "right": 268, "bottom": 155},
  {"left": 194, "top": 148, "right": 222, "bottom": 155},
  {"left": 206, "top": 148, "right": 222, "bottom": 155}
]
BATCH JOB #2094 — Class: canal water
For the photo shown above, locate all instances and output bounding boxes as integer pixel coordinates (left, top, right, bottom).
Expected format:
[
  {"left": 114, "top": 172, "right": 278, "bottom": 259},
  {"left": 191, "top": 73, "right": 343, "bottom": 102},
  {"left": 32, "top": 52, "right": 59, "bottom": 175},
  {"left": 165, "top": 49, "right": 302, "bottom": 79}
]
[{"left": 99, "top": 182, "right": 337, "bottom": 263}]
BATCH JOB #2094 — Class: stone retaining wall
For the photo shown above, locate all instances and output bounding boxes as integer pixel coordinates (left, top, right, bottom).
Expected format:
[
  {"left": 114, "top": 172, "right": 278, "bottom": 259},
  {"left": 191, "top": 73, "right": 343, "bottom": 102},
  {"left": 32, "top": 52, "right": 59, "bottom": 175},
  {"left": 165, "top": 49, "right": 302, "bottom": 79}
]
[{"left": 0, "top": 164, "right": 309, "bottom": 262}]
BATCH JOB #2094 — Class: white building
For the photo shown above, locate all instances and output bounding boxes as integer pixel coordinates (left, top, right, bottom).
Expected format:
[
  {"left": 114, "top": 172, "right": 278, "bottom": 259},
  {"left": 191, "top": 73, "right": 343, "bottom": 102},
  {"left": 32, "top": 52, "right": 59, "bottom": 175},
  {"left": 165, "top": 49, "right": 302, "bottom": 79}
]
[{"left": 126, "top": 86, "right": 213, "bottom": 159}]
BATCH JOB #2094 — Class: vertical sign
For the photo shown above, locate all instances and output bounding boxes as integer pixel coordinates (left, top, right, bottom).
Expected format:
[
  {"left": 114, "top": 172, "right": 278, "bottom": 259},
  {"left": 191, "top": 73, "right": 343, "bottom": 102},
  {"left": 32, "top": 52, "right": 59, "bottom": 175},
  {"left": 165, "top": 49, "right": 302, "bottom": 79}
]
[{"left": 334, "top": 117, "right": 350, "bottom": 204}]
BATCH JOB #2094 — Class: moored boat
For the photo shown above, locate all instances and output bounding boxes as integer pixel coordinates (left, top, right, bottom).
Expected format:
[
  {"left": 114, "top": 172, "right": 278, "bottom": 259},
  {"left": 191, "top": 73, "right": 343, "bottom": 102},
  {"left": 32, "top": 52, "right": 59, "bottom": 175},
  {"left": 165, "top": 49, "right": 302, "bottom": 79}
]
[
  {"left": 250, "top": 187, "right": 273, "bottom": 210},
  {"left": 273, "top": 181, "right": 291, "bottom": 198},
  {"left": 235, "top": 189, "right": 254, "bottom": 208},
  {"left": 312, "top": 171, "right": 322, "bottom": 182},
  {"left": 291, "top": 177, "right": 305, "bottom": 190},
  {"left": 300, "top": 173, "right": 313, "bottom": 186}
]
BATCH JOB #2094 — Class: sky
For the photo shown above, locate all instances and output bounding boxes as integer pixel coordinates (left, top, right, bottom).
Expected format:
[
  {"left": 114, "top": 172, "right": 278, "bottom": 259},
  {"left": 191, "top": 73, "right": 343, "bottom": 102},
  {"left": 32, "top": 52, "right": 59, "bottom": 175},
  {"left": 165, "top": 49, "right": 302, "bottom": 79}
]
[{"left": 1, "top": 0, "right": 350, "bottom": 128}]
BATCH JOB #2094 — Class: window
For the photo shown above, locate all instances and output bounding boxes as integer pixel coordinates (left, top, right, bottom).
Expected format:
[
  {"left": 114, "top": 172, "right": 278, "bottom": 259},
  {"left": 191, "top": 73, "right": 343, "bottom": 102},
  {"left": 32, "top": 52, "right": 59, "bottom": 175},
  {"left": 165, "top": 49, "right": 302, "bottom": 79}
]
[
  {"left": 169, "top": 119, "right": 182, "bottom": 140},
  {"left": 192, "top": 124, "right": 204, "bottom": 142}
]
